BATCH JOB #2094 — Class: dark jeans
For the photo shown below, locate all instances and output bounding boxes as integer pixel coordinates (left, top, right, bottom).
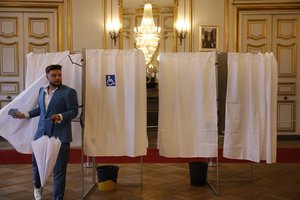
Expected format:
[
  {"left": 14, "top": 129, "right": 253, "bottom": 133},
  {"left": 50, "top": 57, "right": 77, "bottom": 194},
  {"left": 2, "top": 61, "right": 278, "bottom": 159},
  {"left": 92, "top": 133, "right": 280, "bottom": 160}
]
[{"left": 33, "top": 142, "right": 70, "bottom": 200}]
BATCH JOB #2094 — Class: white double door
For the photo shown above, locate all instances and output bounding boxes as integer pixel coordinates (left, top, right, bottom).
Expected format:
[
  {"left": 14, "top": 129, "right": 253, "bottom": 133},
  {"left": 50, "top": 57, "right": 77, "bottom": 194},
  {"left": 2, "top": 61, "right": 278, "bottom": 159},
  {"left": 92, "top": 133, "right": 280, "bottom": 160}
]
[
  {"left": 239, "top": 12, "right": 300, "bottom": 135},
  {"left": 0, "top": 9, "right": 57, "bottom": 108}
]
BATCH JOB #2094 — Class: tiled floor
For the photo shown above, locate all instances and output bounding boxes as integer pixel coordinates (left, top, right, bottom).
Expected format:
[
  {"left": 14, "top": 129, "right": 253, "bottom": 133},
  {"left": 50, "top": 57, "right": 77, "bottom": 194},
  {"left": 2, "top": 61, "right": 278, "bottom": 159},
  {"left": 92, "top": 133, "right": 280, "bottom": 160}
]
[
  {"left": 1, "top": 134, "right": 300, "bottom": 199},
  {"left": 0, "top": 162, "right": 300, "bottom": 200}
]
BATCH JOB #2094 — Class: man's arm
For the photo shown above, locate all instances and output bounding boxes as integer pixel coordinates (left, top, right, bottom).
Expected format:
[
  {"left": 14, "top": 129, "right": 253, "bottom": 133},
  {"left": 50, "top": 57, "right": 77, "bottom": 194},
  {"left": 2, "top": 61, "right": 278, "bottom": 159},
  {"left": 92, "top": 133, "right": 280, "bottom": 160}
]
[
  {"left": 12, "top": 107, "right": 40, "bottom": 119},
  {"left": 12, "top": 111, "right": 26, "bottom": 119},
  {"left": 12, "top": 87, "right": 41, "bottom": 119}
]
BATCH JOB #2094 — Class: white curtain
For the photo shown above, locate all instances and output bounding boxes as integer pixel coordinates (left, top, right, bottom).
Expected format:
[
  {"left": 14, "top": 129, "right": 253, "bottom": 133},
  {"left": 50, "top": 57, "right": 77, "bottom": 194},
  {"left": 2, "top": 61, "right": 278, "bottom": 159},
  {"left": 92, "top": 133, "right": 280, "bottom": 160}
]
[
  {"left": 0, "top": 52, "right": 82, "bottom": 154},
  {"left": 158, "top": 52, "right": 218, "bottom": 157},
  {"left": 25, "top": 52, "right": 69, "bottom": 88},
  {"left": 223, "top": 52, "right": 278, "bottom": 164},
  {"left": 84, "top": 49, "right": 148, "bottom": 157}
]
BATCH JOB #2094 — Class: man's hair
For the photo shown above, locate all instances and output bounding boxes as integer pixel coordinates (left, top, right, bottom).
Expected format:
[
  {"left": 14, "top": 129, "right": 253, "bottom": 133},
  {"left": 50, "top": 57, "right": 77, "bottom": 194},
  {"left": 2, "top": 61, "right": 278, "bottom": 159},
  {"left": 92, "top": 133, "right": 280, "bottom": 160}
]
[{"left": 45, "top": 64, "right": 62, "bottom": 74}]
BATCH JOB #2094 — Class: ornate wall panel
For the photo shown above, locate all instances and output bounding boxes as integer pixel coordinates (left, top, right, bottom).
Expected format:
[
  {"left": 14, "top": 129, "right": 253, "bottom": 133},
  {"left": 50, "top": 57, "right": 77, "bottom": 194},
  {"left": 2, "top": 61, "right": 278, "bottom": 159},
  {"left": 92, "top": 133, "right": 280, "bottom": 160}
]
[
  {"left": 162, "top": 15, "right": 174, "bottom": 52},
  {"left": 240, "top": 14, "right": 272, "bottom": 53},
  {"left": 0, "top": 12, "right": 23, "bottom": 108},
  {"left": 239, "top": 11, "right": 300, "bottom": 135},
  {"left": 162, "top": 30, "right": 174, "bottom": 52},
  {"left": 277, "top": 101, "right": 296, "bottom": 132},
  {"left": 163, "top": 15, "right": 173, "bottom": 29},
  {"left": 122, "top": 16, "right": 132, "bottom": 49},
  {"left": 277, "top": 18, "right": 297, "bottom": 39},
  {"left": 277, "top": 43, "right": 296, "bottom": 77},
  {"left": 0, "top": 82, "right": 19, "bottom": 94},
  {"left": 246, "top": 43, "right": 266, "bottom": 53},
  {"left": 123, "top": 16, "right": 131, "bottom": 29},
  {"left": 24, "top": 12, "right": 56, "bottom": 54},
  {"left": 0, "top": 42, "right": 19, "bottom": 76},
  {"left": 0, "top": 3, "right": 62, "bottom": 109},
  {"left": 0, "top": 17, "right": 18, "bottom": 38},
  {"left": 28, "top": 42, "right": 49, "bottom": 53},
  {"left": 278, "top": 82, "right": 296, "bottom": 95},
  {"left": 0, "top": 100, "right": 10, "bottom": 109},
  {"left": 28, "top": 17, "right": 49, "bottom": 39},
  {"left": 247, "top": 19, "right": 267, "bottom": 40}
]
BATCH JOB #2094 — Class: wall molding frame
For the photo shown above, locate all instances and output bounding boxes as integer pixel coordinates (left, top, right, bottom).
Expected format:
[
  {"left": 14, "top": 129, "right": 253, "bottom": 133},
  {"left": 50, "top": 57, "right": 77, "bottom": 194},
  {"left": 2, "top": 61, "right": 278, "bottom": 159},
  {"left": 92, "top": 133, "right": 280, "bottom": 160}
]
[
  {"left": 0, "top": 1, "right": 66, "bottom": 51},
  {"left": 231, "top": 1, "right": 300, "bottom": 51}
]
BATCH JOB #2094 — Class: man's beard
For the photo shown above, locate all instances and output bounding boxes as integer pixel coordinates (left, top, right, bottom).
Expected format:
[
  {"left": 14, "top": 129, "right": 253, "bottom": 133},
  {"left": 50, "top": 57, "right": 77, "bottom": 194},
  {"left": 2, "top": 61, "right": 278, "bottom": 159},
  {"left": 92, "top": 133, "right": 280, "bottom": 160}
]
[{"left": 49, "top": 81, "right": 61, "bottom": 87}]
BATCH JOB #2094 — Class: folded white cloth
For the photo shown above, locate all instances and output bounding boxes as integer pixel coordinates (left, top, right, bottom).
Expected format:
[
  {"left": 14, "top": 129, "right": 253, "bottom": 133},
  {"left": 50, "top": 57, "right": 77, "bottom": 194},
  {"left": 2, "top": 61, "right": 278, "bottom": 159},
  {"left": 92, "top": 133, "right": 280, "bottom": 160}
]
[
  {"left": 84, "top": 49, "right": 148, "bottom": 157},
  {"left": 223, "top": 52, "right": 278, "bottom": 164},
  {"left": 158, "top": 52, "right": 218, "bottom": 157}
]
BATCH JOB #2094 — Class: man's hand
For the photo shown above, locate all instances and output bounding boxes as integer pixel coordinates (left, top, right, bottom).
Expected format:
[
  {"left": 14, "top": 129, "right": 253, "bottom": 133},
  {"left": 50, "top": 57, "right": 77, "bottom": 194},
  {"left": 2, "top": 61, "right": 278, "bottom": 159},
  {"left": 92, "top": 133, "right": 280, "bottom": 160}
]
[
  {"left": 51, "top": 114, "right": 61, "bottom": 124},
  {"left": 12, "top": 112, "right": 26, "bottom": 119}
]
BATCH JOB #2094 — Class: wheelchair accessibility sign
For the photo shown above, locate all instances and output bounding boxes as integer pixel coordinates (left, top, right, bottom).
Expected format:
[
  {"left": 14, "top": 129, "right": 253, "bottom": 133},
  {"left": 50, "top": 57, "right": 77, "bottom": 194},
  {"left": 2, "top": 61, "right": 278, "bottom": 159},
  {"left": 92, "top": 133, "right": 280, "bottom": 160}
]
[{"left": 106, "top": 74, "right": 116, "bottom": 86}]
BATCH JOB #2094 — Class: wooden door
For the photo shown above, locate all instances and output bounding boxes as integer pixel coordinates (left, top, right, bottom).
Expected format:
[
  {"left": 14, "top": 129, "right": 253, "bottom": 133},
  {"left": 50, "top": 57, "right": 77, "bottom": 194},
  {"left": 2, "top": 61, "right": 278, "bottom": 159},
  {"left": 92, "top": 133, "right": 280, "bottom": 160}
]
[
  {"left": 0, "top": 10, "right": 57, "bottom": 109},
  {"left": 239, "top": 12, "right": 300, "bottom": 135},
  {"left": 0, "top": 12, "right": 24, "bottom": 108},
  {"left": 273, "top": 14, "right": 300, "bottom": 134}
]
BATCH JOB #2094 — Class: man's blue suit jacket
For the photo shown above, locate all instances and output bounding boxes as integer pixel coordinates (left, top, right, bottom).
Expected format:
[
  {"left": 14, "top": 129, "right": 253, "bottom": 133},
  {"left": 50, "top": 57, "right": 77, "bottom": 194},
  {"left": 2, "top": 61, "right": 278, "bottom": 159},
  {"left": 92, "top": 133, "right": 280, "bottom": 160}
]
[{"left": 28, "top": 84, "right": 78, "bottom": 143}]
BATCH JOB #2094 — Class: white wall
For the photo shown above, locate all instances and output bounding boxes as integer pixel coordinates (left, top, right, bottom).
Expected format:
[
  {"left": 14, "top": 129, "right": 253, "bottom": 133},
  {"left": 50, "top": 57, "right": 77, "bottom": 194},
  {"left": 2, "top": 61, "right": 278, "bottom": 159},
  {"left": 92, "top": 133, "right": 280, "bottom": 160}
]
[
  {"left": 191, "top": 0, "right": 225, "bottom": 52},
  {"left": 70, "top": 0, "right": 226, "bottom": 52},
  {"left": 71, "top": 0, "right": 104, "bottom": 51}
]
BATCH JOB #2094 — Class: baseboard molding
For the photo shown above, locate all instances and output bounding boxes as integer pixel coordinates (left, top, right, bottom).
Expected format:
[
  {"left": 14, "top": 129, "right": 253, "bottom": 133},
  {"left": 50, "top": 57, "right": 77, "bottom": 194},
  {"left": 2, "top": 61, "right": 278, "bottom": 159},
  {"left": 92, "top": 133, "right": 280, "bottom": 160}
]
[
  {"left": 1, "top": 148, "right": 299, "bottom": 164},
  {"left": 278, "top": 135, "right": 300, "bottom": 140}
]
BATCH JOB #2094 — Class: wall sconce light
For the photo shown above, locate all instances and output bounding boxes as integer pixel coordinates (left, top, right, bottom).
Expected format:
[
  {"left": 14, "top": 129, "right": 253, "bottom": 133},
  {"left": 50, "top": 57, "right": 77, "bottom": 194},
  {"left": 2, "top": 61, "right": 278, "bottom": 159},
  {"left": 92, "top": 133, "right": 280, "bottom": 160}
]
[
  {"left": 108, "top": 22, "right": 120, "bottom": 46},
  {"left": 176, "top": 21, "right": 188, "bottom": 46}
]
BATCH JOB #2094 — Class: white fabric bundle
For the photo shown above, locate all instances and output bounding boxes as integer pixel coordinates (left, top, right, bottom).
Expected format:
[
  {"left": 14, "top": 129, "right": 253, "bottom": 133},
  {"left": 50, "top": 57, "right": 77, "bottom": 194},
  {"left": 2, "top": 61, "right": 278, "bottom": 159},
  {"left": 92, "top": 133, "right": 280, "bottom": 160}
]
[
  {"left": 0, "top": 51, "right": 82, "bottom": 153},
  {"left": 84, "top": 49, "right": 148, "bottom": 157},
  {"left": 223, "top": 52, "right": 278, "bottom": 164},
  {"left": 158, "top": 52, "right": 218, "bottom": 157}
]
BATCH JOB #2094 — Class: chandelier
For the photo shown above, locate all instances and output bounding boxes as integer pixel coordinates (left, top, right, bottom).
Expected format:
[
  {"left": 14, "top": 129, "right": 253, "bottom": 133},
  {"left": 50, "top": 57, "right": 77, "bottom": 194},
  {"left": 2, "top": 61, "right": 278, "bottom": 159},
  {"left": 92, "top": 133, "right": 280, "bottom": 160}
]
[{"left": 134, "top": 2, "right": 161, "bottom": 66}]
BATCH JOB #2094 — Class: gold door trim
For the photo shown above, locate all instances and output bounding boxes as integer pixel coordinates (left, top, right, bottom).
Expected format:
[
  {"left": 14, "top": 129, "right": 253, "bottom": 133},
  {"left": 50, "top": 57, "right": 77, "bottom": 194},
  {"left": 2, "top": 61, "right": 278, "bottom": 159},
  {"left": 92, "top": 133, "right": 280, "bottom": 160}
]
[
  {"left": 278, "top": 82, "right": 296, "bottom": 96},
  {"left": 0, "top": 100, "right": 11, "bottom": 109},
  {"left": 277, "top": 100, "right": 296, "bottom": 132},
  {"left": 277, "top": 18, "right": 298, "bottom": 39},
  {"left": 28, "top": 42, "right": 49, "bottom": 53},
  {"left": 232, "top": 2, "right": 300, "bottom": 51},
  {"left": 0, "top": 41, "right": 19, "bottom": 76},
  {"left": 0, "top": 2, "right": 65, "bottom": 51},
  {"left": 28, "top": 17, "right": 50, "bottom": 39},
  {"left": 247, "top": 43, "right": 267, "bottom": 53},
  {"left": 247, "top": 19, "right": 267, "bottom": 40},
  {"left": 277, "top": 43, "right": 297, "bottom": 77},
  {"left": 0, "top": 81, "right": 19, "bottom": 94},
  {"left": 0, "top": 17, "right": 18, "bottom": 38}
]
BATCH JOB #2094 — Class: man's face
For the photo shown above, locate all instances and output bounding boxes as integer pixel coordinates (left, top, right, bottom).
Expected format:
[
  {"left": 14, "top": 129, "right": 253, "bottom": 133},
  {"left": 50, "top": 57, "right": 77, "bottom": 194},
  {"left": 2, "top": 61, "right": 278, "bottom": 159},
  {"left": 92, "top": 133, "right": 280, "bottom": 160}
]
[{"left": 47, "top": 69, "right": 62, "bottom": 87}]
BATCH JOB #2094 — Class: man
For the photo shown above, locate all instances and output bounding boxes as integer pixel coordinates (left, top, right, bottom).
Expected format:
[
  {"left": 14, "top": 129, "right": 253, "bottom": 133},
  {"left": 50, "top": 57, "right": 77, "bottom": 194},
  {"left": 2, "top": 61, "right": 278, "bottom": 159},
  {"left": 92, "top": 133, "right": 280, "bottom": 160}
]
[{"left": 13, "top": 64, "right": 78, "bottom": 200}]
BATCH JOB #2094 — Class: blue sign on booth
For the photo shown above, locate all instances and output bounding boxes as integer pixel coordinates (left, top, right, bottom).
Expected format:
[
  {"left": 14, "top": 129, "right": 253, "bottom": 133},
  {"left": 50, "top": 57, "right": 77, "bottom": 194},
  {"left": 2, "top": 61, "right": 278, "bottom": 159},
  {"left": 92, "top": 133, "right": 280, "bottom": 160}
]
[{"left": 106, "top": 75, "right": 116, "bottom": 86}]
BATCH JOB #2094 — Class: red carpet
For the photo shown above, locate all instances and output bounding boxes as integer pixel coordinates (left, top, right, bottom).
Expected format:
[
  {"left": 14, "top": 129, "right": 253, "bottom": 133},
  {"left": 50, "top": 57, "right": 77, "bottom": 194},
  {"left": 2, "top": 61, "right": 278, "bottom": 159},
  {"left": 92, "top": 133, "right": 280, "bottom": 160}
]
[{"left": 1, "top": 148, "right": 300, "bottom": 164}]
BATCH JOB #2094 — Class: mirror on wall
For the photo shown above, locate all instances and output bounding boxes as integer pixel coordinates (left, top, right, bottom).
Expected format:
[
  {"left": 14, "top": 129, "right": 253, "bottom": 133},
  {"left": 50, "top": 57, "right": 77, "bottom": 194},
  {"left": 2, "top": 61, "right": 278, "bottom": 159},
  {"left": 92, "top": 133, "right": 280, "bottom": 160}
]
[
  {"left": 118, "top": 0, "right": 175, "bottom": 147},
  {"left": 121, "top": 0, "right": 175, "bottom": 51},
  {"left": 121, "top": 0, "right": 176, "bottom": 82}
]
